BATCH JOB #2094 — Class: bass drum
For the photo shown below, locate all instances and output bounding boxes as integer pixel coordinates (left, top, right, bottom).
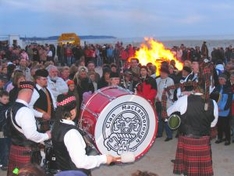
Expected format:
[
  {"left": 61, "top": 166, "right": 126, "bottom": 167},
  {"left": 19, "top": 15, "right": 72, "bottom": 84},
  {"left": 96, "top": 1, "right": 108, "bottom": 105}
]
[{"left": 79, "top": 86, "right": 158, "bottom": 160}]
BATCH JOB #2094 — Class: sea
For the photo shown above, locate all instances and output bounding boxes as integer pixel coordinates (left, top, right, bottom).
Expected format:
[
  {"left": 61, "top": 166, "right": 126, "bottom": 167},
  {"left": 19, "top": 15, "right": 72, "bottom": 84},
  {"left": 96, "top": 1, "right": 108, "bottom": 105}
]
[{"left": 23, "top": 35, "right": 234, "bottom": 56}]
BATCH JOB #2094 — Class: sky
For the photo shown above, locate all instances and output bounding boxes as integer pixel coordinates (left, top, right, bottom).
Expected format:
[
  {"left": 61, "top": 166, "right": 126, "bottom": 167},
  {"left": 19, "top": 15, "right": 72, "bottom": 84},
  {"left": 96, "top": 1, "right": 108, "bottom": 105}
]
[{"left": 0, "top": 0, "right": 234, "bottom": 39}]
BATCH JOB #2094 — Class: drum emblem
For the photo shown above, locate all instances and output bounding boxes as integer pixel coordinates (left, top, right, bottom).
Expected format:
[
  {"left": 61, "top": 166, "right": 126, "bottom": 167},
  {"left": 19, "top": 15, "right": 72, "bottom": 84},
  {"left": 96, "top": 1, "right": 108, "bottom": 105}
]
[{"left": 102, "top": 102, "right": 149, "bottom": 155}]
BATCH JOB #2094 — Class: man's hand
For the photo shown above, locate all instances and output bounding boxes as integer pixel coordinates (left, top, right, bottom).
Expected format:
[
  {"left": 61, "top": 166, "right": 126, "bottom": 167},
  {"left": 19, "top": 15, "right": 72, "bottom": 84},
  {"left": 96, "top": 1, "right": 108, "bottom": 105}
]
[
  {"left": 106, "top": 154, "right": 121, "bottom": 165},
  {"left": 46, "top": 130, "right": 51, "bottom": 139}
]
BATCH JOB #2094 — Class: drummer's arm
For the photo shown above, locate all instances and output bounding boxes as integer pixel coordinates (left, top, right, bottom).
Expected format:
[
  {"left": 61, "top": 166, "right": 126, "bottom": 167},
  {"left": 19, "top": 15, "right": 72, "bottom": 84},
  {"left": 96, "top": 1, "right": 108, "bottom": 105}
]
[
  {"left": 167, "top": 95, "right": 188, "bottom": 116},
  {"left": 64, "top": 129, "right": 107, "bottom": 169}
]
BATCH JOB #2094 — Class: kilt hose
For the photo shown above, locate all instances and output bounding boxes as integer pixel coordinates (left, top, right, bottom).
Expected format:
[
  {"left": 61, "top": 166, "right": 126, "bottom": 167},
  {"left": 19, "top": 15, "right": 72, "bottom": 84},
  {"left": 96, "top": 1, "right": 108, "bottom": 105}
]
[
  {"left": 173, "top": 136, "right": 213, "bottom": 176},
  {"left": 7, "top": 145, "right": 41, "bottom": 176}
]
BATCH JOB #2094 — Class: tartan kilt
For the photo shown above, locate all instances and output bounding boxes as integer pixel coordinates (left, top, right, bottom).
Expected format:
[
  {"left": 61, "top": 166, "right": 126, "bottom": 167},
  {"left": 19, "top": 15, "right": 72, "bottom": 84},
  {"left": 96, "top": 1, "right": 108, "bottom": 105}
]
[
  {"left": 7, "top": 145, "right": 31, "bottom": 175},
  {"left": 173, "top": 136, "right": 213, "bottom": 176}
]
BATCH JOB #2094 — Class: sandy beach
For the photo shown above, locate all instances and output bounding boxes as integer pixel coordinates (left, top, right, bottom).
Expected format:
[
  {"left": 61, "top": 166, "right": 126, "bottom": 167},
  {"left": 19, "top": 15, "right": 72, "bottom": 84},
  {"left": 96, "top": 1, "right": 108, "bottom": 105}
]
[{"left": 0, "top": 135, "right": 233, "bottom": 176}]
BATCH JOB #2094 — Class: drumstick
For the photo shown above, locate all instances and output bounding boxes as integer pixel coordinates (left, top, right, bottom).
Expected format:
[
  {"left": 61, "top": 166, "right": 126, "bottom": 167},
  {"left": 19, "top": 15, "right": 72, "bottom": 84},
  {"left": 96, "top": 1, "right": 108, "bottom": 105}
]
[{"left": 117, "top": 152, "right": 135, "bottom": 163}]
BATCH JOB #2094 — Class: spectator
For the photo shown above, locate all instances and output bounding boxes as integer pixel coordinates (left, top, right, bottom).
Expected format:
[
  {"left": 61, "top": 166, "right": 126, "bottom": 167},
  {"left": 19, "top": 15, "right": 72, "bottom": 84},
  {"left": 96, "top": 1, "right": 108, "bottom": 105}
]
[
  {"left": 97, "top": 67, "right": 111, "bottom": 89},
  {"left": 0, "top": 91, "right": 10, "bottom": 171},
  {"left": 74, "top": 66, "right": 94, "bottom": 108},
  {"left": 213, "top": 73, "right": 232, "bottom": 145},
  {"left": 9, "top": 72, "right": 26, "bottom": 104},
  {"left": 46, "top": 65, "right": 68, "bottom": 101},
  {"left": 156, "top": 66, "right": 174, "bottom": 141},
  {"left": 16, "top": 58, "right": 31, "bottom": 81}
]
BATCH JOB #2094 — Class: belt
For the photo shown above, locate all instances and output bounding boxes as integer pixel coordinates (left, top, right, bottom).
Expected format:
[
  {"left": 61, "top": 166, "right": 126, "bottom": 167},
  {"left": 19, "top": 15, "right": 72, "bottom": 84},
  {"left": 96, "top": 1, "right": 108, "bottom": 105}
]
[{"left": 184, "top": 134, "right": 202, "bottom": 139}]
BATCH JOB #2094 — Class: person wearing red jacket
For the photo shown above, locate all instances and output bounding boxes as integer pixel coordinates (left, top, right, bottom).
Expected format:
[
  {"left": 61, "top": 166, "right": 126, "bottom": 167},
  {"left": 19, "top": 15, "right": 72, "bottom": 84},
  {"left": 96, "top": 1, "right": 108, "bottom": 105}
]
[{"left": 135, "top": 66, "right": 157, "bottom": 105}]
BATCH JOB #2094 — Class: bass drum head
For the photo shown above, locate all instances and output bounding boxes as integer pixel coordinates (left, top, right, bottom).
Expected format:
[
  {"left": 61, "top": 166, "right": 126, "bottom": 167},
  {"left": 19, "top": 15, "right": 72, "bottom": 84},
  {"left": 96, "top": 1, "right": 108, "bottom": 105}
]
[{"left": 95, "top": 94, "right": 157, "bottom": 160}]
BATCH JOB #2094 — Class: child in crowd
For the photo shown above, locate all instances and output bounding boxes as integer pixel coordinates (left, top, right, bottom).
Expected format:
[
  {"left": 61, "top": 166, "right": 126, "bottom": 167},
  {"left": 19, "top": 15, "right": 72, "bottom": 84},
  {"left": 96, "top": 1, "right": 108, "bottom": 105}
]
[
  {"left": 67, "top": 79, "right": 79, "bottom": 106},
  {"left": 0, "top": 90, "right": 10, "bottom": 170},
  {"left": 67, "top": 79, "right": 75, "bottom": 92}
]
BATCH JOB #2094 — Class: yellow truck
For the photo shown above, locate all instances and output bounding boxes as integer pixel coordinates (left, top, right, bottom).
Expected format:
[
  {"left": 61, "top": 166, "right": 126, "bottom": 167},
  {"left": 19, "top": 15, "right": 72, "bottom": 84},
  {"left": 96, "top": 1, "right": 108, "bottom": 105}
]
[{"left": 58, "top": 33, "right": 80, "bottom": 45}]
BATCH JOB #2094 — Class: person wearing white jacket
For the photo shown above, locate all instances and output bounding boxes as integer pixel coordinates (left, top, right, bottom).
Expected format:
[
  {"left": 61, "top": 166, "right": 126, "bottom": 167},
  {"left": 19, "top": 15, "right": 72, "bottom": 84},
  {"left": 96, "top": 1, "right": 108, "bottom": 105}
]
[{"left": 46, "top": 65, "right": 68, "bottom": 101}]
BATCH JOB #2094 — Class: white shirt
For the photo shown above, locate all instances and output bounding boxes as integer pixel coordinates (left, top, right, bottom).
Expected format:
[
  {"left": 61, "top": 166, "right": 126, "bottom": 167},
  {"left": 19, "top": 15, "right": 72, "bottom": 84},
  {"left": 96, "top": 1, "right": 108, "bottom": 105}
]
[
  {"left": 47, "top": 51, "right": 53, "bottom": 57},
  {"left": 61, "top": 119, "right": 107, "bottom": 169},
  {"left": 28, "top": 84, "right": 57, "bottom": 118},
  {"left": 14, "top": 99, "right": 50, "bottom": 143},
  {"left": 156, "top": 76, "right": 174, "bottom": 107},
  {"left": 167, "top": 94, "right": 218, "bottom": 127}
]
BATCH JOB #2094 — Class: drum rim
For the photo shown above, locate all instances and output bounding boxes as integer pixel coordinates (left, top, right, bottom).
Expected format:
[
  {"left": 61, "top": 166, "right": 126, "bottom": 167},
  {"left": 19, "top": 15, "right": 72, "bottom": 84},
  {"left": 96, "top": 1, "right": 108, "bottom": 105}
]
[{"left": 81, "top": 86, "right": 131, "bottom": 110}]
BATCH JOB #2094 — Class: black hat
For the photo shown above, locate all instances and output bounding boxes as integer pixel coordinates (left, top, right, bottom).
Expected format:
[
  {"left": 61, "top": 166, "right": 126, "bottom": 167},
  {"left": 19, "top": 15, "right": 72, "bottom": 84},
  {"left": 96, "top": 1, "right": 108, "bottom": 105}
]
[
  {"left": 19, "top": 81, "right": 35, "bottom": 90},
  {"left": 160, "top": 67, "right": 170, "bottom": 74},
  {"left": 35, "top": 69, "right": 49, "bottom": 78},
  {"left": 110, "top": 72, "right": 119, "bottom": 78},
  {"left": 182, "top": 66, "right": 191, "bottom": 73}
]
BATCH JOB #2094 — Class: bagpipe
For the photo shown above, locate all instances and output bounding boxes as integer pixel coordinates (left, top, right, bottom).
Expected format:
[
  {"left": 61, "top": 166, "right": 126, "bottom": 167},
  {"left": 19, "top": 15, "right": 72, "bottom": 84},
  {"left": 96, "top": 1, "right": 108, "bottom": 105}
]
[
  {"left": 166, "top": 113, "right": 182, "bottom": 130},
  {"left": 161, "top": 61, "right": 214, "bottom": 130}
]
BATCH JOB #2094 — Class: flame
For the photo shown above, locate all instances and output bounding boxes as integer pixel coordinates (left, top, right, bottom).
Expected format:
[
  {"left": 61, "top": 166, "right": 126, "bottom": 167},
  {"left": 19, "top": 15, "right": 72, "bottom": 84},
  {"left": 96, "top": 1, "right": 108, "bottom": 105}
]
[{"left": 132, "top": 38, "right": 183, "bottom": 76}]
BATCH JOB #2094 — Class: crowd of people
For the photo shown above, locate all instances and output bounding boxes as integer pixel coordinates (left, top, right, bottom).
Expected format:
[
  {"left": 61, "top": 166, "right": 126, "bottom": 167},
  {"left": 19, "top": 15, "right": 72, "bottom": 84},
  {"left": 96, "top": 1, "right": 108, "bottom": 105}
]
[{"left": 0, "top": 40, "right": 233, "bottom": 176}]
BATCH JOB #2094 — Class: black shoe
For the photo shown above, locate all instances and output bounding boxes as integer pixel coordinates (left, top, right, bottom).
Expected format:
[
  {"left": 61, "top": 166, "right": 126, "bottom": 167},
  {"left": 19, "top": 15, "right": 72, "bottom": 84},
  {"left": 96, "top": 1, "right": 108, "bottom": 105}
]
[
  {"left": 171, "top": 159, "right": 175, "bottom": 163},
  {"left": 215, "top": 139, "right": 223, "bottom": 144},
  {"left": 224, "top": 141, "right": 230, "bottom": 146},
  {"left": 156, "top": 135, "right": 162, "bottom": 138},
  {"left": 1, "top": 166, "right": 8, "bottom": 171},
  {"left": 165, "top": 137, "right": 172, "bottom": 142}
]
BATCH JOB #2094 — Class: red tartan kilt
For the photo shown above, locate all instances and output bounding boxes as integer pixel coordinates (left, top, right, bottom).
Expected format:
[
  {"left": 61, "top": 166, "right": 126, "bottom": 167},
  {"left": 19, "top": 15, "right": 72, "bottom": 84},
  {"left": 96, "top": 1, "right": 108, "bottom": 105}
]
[
  {"left": 174, "top": 136, "right": 213, "bottom": 176},
  {"left": 7, "top": 145, "right": 31, "bottom": 175}
]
